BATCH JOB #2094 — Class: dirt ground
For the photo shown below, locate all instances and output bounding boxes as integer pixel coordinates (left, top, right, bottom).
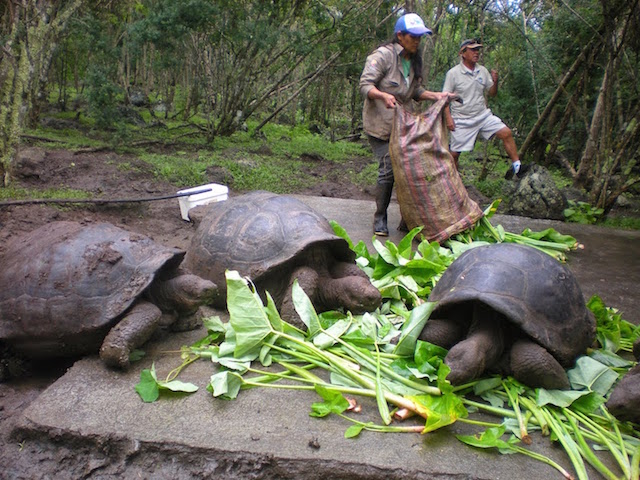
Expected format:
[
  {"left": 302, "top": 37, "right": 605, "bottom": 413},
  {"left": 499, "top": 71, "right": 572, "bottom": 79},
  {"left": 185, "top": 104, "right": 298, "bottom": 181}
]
[{"left": 0, "top": 146, "right": 389, "bottom": 478}]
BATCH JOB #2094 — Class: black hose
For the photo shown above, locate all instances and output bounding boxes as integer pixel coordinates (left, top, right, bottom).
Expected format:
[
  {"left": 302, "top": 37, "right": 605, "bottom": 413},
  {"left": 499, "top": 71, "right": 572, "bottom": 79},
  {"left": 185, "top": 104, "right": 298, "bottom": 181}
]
[{"left": 0, "top": 187, "right": 213, "bottom": 207}]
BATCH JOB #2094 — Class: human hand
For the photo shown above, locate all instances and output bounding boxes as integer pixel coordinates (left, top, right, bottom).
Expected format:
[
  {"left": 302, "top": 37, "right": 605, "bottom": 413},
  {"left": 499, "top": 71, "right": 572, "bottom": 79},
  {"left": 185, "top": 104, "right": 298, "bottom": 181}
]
[
  {"left": 491, "top": 69, "right": 499, "bottom": 83},
  {"left": 446, "top": 118, "right": 456, "bottom": 131},
  {"left": 383, "top": 92, "right": 397, "bottom": 109},
  {"left": 446, "top": 92, "right": 461, "bottom": 103}
]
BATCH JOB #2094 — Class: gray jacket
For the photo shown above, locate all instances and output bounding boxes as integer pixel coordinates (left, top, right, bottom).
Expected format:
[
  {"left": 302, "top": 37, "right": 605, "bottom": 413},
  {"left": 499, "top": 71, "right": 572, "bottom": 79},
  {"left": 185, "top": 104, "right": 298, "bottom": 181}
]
[{"left": 360, "top": 43, "right": 425, "bottom": 141}]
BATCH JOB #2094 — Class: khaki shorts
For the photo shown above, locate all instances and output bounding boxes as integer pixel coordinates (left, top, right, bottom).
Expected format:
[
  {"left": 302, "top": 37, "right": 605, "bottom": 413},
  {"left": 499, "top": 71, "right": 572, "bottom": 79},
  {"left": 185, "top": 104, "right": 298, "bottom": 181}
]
[{"left": 449, "top": 110, "right": 506, "bottom": 152}]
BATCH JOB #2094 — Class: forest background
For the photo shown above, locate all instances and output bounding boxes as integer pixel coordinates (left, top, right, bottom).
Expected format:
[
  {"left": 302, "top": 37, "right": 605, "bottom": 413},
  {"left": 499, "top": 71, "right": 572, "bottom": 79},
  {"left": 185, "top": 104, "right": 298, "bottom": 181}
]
[{"left": 1, "top": 0, "right": 639, "bottom": 224}]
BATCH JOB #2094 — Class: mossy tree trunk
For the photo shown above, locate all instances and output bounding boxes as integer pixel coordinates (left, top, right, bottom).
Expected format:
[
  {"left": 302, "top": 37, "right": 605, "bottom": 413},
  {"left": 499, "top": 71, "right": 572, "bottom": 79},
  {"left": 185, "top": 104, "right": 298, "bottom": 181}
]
[{"left": 0, "top": 0, "right": 82, "bottom": 186}]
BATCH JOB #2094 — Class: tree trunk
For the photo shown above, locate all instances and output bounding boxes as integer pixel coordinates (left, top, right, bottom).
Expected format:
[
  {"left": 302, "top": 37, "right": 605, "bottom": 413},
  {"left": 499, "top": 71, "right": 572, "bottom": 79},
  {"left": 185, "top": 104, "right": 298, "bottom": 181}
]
[
  {"left": 518, "top": 40, "right": 596, "bottom": 159},
  {"left": 0, "top": 0, "right": 83, "bottom": 185}
]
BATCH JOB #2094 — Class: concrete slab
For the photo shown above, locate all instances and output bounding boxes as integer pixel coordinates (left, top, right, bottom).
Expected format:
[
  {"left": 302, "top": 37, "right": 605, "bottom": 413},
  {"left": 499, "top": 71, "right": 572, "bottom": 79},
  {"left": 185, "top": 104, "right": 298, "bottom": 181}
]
[{"left": 14, "top": 195, "right": 640, "bottom": 479}]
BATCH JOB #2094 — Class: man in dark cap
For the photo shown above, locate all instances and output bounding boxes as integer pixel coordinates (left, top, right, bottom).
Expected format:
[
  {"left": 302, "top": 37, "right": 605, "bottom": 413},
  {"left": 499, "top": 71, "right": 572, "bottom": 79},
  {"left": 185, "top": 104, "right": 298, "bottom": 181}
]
[{"left": 443, "top": 39, "right": 528, "bottom": 179}]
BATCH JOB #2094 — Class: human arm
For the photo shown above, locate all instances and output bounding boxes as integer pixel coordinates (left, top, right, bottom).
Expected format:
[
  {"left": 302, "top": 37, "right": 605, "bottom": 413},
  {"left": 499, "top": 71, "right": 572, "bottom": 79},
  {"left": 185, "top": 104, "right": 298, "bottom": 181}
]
[
  {"left": 488, "top": 69, "right": 498, "bottom": 97},
  {"left": 367, "top": 86, "right": 397, "bottom": 109},
  {"left": 417, "top": 90, "right": 454, "bottom": 102},
  {"left": 444, "top": 104, "right": 455, "bottom": 131},
  {"left": 442, "top": 69, "right": 457, "bottom": 130}
]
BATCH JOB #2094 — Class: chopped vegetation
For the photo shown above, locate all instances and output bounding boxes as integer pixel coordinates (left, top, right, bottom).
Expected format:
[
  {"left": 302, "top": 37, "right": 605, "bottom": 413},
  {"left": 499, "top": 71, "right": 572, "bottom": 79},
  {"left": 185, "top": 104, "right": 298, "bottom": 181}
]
[{"left": 135, "top": 211, "right": 638, "bottom": 479}]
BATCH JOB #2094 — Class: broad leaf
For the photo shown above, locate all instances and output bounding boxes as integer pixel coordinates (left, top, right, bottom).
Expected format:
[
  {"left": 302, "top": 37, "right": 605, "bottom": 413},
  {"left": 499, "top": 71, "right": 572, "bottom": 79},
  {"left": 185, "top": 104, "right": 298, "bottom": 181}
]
[
  {"left": 313, "top": 318, "right": 351, "bottom": 349},
  {"left": 410, "top": 392, "right": 468, "bottom": 433},
  {"left": 567, "top": 356, "right": 618, "bottom": 395},
  {"left": 536, "top": 388, "right": 590, "bottom": 408},
  {"left": 226, "top": 270, "right": 273, "bottom": 357},
  {"left": 456, "top": 426, "right": 515, "bottom": 451},
  {"left": 310, "top": 385, "right": 350, "bottom": 417},
  {"left": 159, "top": 379, "right": 198, "bottom": 394},
  {"left": 345, "top": 424, "right": 366, "bottom": 438},
  {"left": 292, "top": 279, "right": 321, "bottom": 336},
  {"left": 135, "top": 366, "right": 160, "bottom": 403},
  {"left": 394, "top": 302, "right": 438, "bottom": 356},
  {"left": 209, "top": 371, "right": 243, "bottom": 400}
]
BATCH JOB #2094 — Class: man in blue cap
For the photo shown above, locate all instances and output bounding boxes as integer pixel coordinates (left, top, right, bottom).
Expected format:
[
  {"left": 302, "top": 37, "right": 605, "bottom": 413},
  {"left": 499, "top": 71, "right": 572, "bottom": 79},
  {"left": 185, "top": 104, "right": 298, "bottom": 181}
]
[
  {"left": 360, "top": 13, "right": 455, "bottom": 236},
  {"left": 443, "top": 39, "right": 529, "bottom": 179}
]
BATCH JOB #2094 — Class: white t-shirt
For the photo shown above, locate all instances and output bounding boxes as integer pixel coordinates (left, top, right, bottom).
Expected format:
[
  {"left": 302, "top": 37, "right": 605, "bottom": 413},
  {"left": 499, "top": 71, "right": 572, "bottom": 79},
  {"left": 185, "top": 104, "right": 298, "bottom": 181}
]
[{"left": 443, "top": 62, "right": 494, "bottom": 119}]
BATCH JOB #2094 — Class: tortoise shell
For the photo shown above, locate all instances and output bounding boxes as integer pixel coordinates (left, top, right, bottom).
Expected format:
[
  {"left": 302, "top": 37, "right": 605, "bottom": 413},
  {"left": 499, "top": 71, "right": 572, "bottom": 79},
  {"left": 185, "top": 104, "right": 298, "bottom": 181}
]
[
  {"left": 429, "top": 243, "right": 596, "bottom": 366},
  {"left": 184, "top": 191, "right": 354, "bottom": 286},
  {"left": 0, "top": 221, "right": 184, "bottom": 358}
]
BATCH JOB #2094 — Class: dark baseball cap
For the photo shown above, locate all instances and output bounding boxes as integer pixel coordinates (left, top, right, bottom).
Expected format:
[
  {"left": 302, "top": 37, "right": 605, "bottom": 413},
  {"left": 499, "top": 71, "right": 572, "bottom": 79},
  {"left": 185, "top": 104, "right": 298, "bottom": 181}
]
[{"left": 459, "top": 39, "right": 483, "bottom": 52}]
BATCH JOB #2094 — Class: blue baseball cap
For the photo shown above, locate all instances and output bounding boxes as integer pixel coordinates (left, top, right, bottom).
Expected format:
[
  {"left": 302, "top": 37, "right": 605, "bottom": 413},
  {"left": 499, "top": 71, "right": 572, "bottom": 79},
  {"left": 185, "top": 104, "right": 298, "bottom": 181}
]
[{"left": 394, "top": 13, "right": 432, "bottom": 36}]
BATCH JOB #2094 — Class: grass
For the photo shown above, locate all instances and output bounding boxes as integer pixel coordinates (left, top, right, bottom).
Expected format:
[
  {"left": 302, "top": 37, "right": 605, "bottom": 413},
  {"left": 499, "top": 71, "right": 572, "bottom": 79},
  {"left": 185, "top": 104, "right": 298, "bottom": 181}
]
[
  {"left": 135, "top": 120, "right": 371, "bottom": 193},
  {"left": 601, "top": 216, "right": 640, "bottom": 230},
  {"left": 0, "top": 185, "right": 89, "bottom": 201},
  {"left": 14, "top": 107, "right": 640, "bottom": 230}
]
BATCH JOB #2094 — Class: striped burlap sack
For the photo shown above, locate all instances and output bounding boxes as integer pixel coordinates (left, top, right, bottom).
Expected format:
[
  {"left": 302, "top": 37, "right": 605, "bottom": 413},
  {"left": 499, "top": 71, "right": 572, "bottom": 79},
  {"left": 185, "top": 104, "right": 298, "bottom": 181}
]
[{"left": 389, "top": 98, "right": 483, "bottom": 243}]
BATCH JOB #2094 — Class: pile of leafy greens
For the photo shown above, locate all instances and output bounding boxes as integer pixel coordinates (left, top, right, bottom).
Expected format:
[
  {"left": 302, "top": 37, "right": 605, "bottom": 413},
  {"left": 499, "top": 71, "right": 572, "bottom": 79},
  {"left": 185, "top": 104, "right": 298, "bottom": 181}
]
[{"left": 136, "top": 203, "right": 639, "bottom": 480}]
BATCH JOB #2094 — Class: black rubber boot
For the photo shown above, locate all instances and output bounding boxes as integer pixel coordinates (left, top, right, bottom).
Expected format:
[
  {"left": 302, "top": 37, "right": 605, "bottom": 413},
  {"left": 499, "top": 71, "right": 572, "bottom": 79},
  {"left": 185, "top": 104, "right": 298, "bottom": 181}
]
[{"left": 373, "top": 183, "right": 393, "bottom": 236}]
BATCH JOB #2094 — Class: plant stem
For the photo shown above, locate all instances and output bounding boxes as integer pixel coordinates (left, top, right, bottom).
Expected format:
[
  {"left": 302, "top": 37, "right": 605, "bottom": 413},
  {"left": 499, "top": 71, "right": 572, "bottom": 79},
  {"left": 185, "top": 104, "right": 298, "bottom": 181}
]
[
  {"left": 269, "top": 329, "right": 429, "bottom": 420},
  {"left": 336, "top": 413, "right": 424, "bottom": 433},
  {"left": 503, "top": 380, "right": 531, "bottom": 444},
  {"left": 511, "top": 445, "right": 576, "bottom": 480},
  {"left": 562, "top": 408, "right": 620, "bottom": 480},
  {"left": 519, "top": 396, "right": 550, "bottom": 436},
  {"left": 543, "top": 408, "right": 589, "bottom": 480}
]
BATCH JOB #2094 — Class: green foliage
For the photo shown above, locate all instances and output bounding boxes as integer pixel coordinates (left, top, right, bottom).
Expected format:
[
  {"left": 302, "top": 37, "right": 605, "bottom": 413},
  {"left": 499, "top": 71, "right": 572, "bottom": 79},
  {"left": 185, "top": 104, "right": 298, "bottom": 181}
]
[
  {"left": 601, "top": 216, "right": 640, "bottom": 231},
  {"left": 474, "top": 178, "right": 504, "bottom": 200},
  {"left": 138, "top": 153, "right": 208, "bottom": 187},
  {"left": 564, "top": 200, "right": 604, "bottom": 224},
  {"left": 85, "top": 66, "right": 123, "bottom": 130},
  {"left": 0, "top": 185, "right": 89, "bottom": 201}
]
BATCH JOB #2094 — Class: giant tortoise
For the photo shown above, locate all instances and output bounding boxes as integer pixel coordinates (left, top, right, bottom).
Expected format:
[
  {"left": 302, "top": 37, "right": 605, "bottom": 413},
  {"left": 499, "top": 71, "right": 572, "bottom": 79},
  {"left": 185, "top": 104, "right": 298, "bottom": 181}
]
[
  {"left": 420, "top": 243, "right": 596, "bottom": 389},
  {"left": 0, "top": 221, "right": 217, "bottom": 373},
  {"left": 184, "top": 191, "right": 382, "bottom": 329}
]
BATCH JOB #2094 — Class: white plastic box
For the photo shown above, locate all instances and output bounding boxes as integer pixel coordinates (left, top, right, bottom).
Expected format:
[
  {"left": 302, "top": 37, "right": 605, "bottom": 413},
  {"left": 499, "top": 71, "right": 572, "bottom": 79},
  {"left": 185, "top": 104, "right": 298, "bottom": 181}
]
[{"left": 177, "top": 183, "right": 228, "bottom": 221}]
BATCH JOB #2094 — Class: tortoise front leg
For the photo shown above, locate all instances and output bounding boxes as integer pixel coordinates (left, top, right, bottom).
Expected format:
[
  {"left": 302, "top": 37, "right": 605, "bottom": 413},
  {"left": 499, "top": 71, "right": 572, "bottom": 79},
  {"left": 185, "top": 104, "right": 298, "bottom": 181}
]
[
  {"left": 444, "top": 303, "right": 505, "bottom": 385},
  {"left": 509, "top": 339, "right": 569, "bottom": 389},
  {"left": 99, "top": 301, "right": 162, "bottom": 369}
]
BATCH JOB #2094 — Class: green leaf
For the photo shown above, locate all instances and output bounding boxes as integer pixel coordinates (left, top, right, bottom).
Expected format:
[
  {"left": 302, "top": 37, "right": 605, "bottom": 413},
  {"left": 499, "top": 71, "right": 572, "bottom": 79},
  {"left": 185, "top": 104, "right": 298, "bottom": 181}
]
[
  {"left": 344, "top": 424, "right": 365, "bottom": 438},
  {"left": 567, "top": 356, "right": 619, "bottom": 396},
  {"left": 310, "top": 385, "right": 350, "bottom": 417},
  {"left": 292, "top": 279, "right": 321, "bottom": 336},
  {"left": 135, "top": 366, "right": 160, "bottom": 403},
  {"left": 313, "top": 318, "right": 351, "bottom": 349},
  {"left": 397, "top": 226, "right": 423, "bottom": 258},
  {"left": 473, "top": 377, "right": 503, "bottom": 395},
  {"left": 393, "top": 302, "right": 438, "bottom": 356},
  {"left": 414, "top": 341, "right": 447, "bottom": 367},
  {"left": 209, "top": 371, "right": 243, "bottom": 400},
  {"left": 330, "top": 220, "right": 355, "bottom": 250},
  {"left": 410, "top": 392, "right": 468, "bottom": 433},
  {"left": 202, "top": 315, "right": 228, "bottom": 335},
  {"left": 457, "top": 426, "right": 513, "bottom": 450},
  {"left": 374, "top": 345, "right": 392, "bottom": 425},
  {"left": 264, "top": 292, "right": 284, "bottom": 332},
  {"left": 226, "top": 270, "right": 273, "bottom": 357},
  {"left": 159, "top": 379, "right": 199, "bottom": 393},
  {"left": 536, "top": 388, "right": 590, "bottom": 408}
]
